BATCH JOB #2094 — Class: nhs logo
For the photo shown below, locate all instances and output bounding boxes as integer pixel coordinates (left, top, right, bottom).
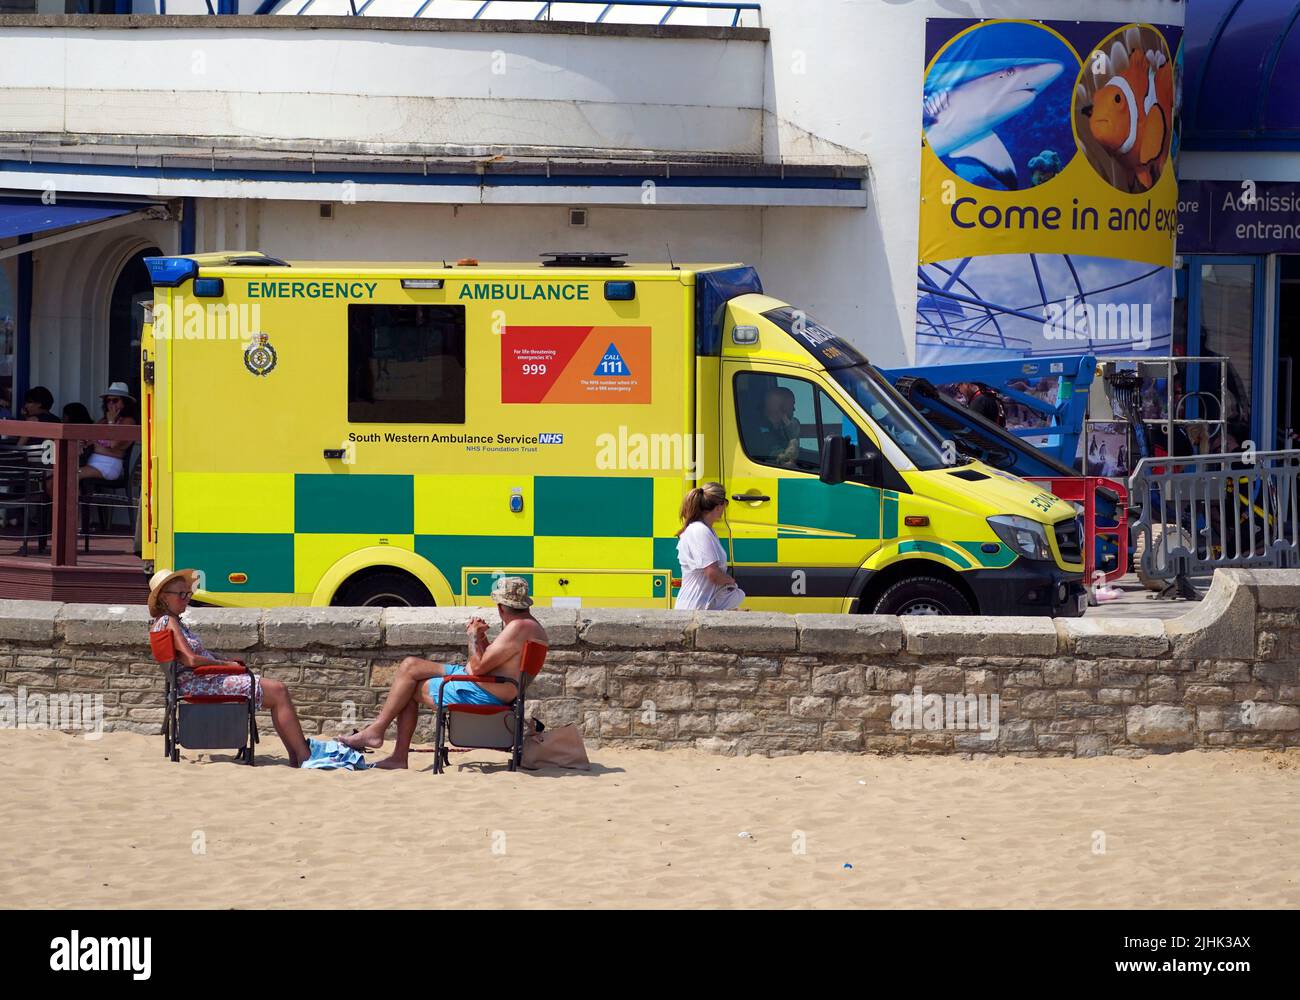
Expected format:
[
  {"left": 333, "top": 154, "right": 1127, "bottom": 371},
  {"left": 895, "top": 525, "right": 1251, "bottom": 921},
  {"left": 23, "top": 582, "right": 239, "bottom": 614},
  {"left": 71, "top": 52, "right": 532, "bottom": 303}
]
[{"left": 538, "top": 433, "right": 564, "bottom": 445}]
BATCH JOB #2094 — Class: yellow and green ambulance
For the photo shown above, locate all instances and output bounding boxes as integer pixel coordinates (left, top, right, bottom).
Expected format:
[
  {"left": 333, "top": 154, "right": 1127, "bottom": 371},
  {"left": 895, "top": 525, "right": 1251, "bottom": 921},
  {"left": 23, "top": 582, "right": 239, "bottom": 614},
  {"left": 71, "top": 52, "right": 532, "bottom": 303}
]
[{"left": 140, "top": 251, "right": 1085, "bottom": 616}]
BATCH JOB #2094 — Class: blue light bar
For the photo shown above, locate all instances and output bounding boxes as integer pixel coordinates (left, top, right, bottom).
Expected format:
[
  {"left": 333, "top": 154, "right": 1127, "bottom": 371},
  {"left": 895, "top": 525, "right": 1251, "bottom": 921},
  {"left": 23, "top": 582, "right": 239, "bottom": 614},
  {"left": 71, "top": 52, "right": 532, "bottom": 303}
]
[
  {"left": 604, "top": 280, "right": 636, "bottom": 301},
  {"left": 144, "top": 256, "right": 199, "bottom": 287}
]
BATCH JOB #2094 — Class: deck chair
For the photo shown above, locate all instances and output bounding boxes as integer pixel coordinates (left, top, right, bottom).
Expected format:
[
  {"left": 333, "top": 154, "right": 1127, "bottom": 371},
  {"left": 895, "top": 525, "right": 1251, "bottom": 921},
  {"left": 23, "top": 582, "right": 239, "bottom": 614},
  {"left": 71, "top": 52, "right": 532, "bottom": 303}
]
[
  {"left": 431, "top": 640, "right": 547, "bottom": 774},
  {"left": 149, "top": 628, "right": 259, "bottom": 765}
]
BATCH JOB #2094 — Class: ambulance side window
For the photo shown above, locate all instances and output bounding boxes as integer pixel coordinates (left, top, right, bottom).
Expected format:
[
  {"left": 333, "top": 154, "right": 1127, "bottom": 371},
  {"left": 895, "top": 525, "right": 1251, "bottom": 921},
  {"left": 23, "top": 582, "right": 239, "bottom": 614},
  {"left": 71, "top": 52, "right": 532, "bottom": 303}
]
[
  {"left": 347, "top": 304, "right": 466, "bottom": 423},
  {"left": 734, "top": 372, "right": 868, "bottom": 478}
]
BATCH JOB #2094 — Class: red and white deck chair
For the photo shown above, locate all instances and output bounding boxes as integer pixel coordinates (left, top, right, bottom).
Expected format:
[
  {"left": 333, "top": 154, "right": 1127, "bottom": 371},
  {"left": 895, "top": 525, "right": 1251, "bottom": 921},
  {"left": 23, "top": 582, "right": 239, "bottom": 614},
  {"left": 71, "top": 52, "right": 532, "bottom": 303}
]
[
  {"left": 149, "top": 628, "right": 259, "bottom": 765},
  {"left": 431, "top": 640, "right": 548, "bottom": 774}
]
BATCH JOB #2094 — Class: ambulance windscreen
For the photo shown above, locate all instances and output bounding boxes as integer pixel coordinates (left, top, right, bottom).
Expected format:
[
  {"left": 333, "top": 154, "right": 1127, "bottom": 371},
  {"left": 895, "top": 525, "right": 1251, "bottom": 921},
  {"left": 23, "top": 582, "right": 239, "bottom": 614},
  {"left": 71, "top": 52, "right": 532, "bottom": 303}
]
[{"left": 763, "top": 307, "right": 950, "bottom": 471}]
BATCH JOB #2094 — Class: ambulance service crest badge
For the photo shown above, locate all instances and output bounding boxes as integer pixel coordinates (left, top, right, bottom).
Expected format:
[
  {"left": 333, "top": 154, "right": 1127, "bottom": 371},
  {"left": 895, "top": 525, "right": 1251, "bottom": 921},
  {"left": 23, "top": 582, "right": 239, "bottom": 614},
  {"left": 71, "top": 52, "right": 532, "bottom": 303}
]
[{"left": 244, "top": 332, "right": 278, "bottom": 377}]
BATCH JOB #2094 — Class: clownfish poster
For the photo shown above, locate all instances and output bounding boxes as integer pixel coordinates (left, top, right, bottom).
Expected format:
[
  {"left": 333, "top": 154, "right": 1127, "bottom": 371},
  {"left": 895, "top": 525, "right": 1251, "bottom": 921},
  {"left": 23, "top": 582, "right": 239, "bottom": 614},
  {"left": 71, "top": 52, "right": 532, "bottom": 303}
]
[{"left": 916, "top": 18, "right": 1182, "bottom": 366}]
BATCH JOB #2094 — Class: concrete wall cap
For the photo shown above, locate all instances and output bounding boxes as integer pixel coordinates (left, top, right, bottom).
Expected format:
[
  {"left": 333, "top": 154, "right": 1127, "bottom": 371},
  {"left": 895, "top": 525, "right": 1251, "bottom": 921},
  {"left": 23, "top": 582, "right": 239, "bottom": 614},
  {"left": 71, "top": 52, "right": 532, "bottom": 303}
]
[
  {"left": 181, "top": 607, "right": 262, "bottom": 650},
  {"left": 794, "top": 614, "right": 903, "bottom": 654},
  {"left": 694, "top": 611, "right": 797, "bottom": 651},
  {"left": 578, "top": 608, "right": 695, "bottom": 648},
  {"left": 261, "top": 606, "right": 382, "bottom": 649},
  {"left": 58, "top": 602, "right": 151, "bottom": 646},
  {"left": 0, "top": 599, "right": 60, "bottom": 642},
  {"left": 382, "top": 606, "right": 486, "bottom": 648},
  {"left": 1221, "top": 567, "right": 1300, "bottom": 608},
  {"left": 1061, "top": 617, "right": 1170, "bottom": 656},
  {"left": 1164, "top": 571, "right": 1256, "bottom": 660},
  {"left": 903, "top": 615, "right": 1059, "bottom": 656}
]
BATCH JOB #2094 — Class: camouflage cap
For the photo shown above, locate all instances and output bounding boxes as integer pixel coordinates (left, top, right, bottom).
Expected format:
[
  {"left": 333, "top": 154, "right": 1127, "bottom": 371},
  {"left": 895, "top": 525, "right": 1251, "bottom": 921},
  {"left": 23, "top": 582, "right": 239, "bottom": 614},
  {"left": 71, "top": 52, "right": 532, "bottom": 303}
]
[{"left": 490, "top": 575, "right": 533, "bottom": 609}]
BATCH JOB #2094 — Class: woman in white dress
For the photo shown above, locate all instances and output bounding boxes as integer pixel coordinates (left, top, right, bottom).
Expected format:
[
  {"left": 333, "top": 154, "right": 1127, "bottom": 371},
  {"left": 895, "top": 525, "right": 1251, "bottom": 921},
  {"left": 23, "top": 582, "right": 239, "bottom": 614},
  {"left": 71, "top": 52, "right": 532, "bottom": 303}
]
[{"left": 674, "top": 482, "right": 746, "bottom": 611}]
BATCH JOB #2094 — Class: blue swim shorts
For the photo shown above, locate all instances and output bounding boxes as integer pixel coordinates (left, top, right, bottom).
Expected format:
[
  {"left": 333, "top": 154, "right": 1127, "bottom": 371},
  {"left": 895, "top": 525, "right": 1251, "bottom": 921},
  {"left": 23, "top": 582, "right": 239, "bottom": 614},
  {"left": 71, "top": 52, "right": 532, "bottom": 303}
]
[{"left": 427, "top": 663, "right": 509, "bottom": 707}]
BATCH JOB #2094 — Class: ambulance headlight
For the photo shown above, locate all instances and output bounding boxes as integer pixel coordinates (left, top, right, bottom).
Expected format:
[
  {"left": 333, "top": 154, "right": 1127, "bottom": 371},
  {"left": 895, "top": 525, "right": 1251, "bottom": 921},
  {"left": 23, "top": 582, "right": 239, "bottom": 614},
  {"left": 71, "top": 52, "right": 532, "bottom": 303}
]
[{"left": 987, "top": 515, "right": 1052, "bottom": 561}]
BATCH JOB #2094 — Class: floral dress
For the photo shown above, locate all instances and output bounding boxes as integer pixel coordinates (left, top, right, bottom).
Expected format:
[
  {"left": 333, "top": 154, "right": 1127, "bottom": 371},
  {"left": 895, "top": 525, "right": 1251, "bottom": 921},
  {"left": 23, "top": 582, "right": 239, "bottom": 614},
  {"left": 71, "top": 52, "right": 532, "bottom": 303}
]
[{"left": 151, "top": 613, "right": 263, "bottom": 708}]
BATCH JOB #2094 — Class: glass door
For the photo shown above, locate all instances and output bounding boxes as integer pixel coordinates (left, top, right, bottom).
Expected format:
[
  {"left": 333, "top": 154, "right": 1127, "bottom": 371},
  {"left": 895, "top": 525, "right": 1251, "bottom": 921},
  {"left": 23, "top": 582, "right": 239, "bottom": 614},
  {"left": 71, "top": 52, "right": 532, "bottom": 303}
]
[{"left": 1182, "top": 255, "right": 1270, "bottom": 451}]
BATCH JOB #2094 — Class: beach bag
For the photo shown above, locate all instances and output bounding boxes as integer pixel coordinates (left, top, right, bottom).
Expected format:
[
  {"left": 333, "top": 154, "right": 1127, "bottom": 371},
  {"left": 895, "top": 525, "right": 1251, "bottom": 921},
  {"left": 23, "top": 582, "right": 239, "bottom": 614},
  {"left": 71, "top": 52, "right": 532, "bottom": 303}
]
[{"left": 520, "top": 723, "right": 590, "bottom": 770}]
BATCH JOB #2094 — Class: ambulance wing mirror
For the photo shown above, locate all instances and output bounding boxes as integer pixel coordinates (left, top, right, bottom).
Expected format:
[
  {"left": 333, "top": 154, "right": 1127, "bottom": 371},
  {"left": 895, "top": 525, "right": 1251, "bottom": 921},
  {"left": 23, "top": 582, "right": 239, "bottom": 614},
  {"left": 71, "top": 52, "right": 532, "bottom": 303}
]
[
  {"left": 820, "top": 435, "right": 882, "bottom": 486},
  {"left": 820, "top": 435, "right": 847, "bottom": 485}
]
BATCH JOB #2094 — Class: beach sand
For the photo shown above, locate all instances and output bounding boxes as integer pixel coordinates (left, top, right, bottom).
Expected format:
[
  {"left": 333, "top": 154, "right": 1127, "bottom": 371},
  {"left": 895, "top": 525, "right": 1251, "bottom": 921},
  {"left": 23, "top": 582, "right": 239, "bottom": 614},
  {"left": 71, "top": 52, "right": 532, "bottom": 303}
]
[{"left": 1, "top": 730, "right": 1297, "bottom": 908}]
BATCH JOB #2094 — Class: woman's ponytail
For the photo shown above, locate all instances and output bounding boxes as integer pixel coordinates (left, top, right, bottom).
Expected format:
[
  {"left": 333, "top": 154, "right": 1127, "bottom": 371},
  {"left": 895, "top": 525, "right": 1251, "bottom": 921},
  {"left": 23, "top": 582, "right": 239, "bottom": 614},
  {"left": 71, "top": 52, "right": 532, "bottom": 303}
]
[{"left": 676, "top": 482, "right": 728, "bottom": 536}]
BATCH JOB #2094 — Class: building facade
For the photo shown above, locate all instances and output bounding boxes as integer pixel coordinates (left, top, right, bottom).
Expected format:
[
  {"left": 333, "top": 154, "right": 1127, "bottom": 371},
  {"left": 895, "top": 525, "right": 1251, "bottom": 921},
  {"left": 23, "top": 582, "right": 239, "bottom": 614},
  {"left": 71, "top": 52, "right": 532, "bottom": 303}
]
[{"left": 0, "top": 0, "right": 1187, "bottom": 423}]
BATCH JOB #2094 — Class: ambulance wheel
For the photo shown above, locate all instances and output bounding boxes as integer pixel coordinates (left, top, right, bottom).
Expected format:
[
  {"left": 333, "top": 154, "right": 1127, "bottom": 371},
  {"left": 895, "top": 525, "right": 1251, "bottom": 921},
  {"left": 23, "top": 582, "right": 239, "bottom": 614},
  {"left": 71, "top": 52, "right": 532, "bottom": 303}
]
[
  {"left": 871, "top": 576, "right": 972, "bottom": 616},
  {"left": 335, "top": 571, "right": 433, "bottom": 608}
]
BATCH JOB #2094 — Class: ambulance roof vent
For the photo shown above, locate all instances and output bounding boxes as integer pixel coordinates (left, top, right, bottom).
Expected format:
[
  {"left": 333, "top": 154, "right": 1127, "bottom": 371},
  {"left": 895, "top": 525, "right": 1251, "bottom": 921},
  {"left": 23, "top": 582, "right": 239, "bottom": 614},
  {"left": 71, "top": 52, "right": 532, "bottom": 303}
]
[
  {"left": 225, "top": 253, "right": 291, "bottom": 267},
  {"left": 539, "top": 252, "right": 627, "bottom": 268}
]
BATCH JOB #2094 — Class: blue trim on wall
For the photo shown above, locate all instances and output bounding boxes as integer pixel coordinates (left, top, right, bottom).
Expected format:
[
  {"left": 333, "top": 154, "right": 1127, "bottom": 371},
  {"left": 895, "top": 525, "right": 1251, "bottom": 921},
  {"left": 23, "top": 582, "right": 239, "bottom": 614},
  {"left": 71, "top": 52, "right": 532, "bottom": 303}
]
[
  {"left": 15, "top": 235, "right": 30, "bottom": 408},
  {"left": 0, "top": 158, "right": 863, "bottom": 192},
  {"left": 180, "top": 196, "right": 196, "bottom": 254}
]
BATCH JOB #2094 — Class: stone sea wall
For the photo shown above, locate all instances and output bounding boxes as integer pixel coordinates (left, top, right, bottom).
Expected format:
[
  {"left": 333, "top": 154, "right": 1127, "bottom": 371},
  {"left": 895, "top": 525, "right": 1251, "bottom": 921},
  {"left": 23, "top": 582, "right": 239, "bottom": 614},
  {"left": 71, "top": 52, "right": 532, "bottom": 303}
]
[{"left": 0, "top": 569, "right": 1297, "bottom": 757}]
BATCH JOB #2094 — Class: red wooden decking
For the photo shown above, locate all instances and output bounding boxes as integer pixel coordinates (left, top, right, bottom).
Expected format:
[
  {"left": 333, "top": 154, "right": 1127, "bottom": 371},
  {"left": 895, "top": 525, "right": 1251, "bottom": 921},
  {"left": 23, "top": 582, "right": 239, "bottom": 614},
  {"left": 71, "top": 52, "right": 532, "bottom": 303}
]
[
  {"left": 0, "top": 536, "right": 147, "bottom": 604},
  {"left": 0, "top": 419, "right": 148, "bottom": 605}
]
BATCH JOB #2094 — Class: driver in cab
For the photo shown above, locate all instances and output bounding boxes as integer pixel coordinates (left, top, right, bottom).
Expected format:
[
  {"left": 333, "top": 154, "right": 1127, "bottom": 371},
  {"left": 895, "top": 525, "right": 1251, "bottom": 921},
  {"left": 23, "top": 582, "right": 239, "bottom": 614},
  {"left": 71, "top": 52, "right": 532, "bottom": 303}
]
[{"left": 750, "top": 386, "right": 803, "bottom": 469}]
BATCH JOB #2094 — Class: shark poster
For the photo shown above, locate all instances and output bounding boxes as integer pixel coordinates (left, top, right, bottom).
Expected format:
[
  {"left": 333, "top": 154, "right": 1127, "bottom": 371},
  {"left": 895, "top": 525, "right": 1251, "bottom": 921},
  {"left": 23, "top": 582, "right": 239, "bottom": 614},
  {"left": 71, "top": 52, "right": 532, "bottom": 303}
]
[{"left": 916, "top": 19, "right": 1181, "bottom": 365}]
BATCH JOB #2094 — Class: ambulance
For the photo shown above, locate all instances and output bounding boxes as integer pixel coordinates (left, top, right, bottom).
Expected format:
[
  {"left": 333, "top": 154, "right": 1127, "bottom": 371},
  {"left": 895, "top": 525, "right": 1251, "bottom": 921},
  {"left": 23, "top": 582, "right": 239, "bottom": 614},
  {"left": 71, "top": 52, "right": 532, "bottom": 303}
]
[{"left": 140, "top": 251, "right": 1086, "bottom": 617}]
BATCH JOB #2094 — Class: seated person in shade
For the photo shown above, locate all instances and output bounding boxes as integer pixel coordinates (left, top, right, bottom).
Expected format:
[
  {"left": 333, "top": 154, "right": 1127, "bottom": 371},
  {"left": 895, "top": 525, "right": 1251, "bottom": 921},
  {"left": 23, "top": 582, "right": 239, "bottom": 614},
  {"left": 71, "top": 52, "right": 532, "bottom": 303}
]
[
  {"left": 62, "top": 403, "right": 94, "bottom": 465},
  {"left": 15, "top": 385, "right": 60, "bottom": 445},
  {"left": 149, "top": 568, "right": 312, "bottom": 767},
  {"left": 82, "top": 382, "right": 137, "bottom": 483},
  {"left": 749, "top": 386, "right": 802, "bottom": 468},
  {"left": 340, "top": 576, "right": 548, "bottom": 769}
]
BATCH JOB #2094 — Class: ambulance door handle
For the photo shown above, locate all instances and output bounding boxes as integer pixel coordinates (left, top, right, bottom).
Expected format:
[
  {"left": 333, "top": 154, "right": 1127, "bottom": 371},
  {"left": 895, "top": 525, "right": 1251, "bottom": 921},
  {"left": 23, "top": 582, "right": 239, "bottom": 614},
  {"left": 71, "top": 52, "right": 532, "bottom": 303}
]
[
  {"left": 323, "top": 448, "right": 346, "bottom": 459},
  {"left": 733, "top": 493, "right": 770, "bottom": 503}
]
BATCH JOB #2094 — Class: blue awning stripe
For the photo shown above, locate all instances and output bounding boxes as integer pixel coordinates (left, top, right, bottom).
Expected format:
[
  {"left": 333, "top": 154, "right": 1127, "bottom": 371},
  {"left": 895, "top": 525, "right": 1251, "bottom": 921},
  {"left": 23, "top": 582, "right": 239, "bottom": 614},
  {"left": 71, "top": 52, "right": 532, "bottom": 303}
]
[
  {"left": 0, "top": 197, "right": 136, "bottom": 241},
  {"left": 0, "top": 159, "right": 863, "bottom": 192}
]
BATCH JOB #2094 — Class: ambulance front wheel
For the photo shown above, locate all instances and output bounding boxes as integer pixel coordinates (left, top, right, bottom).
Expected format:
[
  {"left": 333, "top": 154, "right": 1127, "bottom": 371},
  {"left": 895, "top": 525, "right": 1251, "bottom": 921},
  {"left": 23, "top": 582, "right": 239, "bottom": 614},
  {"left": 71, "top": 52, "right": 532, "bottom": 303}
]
[
  {"left": 870, "top": 576, "right": 972, "bottom": 616},
  {"left": 334, "top": 570, "right": 434, "bottom": 608}
]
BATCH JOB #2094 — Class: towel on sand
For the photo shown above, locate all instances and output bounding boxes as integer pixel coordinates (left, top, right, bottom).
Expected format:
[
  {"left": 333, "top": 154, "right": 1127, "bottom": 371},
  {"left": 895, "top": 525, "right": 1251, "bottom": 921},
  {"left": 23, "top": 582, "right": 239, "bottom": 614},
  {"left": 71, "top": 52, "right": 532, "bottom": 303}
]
[{"left": 299, "top": 737, "right": 369, "bottom": 771}]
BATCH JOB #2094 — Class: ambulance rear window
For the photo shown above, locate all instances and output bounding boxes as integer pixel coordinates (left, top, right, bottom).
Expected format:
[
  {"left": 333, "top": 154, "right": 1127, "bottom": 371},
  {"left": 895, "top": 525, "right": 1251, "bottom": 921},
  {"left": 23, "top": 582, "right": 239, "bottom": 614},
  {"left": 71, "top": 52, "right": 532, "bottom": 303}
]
[{"left": 347, "top": 304, "right": 466, "bottom": 423}]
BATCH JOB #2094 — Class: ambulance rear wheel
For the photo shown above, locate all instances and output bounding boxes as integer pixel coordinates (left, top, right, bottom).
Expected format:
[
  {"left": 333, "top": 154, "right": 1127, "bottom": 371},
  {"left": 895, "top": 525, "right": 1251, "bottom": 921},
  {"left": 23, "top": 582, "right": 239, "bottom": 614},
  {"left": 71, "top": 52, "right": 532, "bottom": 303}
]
[
  {"left": 335, "top": 571, "right": 433, "bottom": 608},
  {"left": 871, "top": 576, "right": 972, "bottom": 616}
]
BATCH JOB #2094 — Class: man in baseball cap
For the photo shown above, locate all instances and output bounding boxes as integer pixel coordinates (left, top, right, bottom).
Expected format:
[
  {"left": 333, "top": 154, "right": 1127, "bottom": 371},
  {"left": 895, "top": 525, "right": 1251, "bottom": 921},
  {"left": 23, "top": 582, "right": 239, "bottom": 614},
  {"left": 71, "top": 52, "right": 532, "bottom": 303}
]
[{"left": 340, "top": 576, "right": 547, "bottom": 768}]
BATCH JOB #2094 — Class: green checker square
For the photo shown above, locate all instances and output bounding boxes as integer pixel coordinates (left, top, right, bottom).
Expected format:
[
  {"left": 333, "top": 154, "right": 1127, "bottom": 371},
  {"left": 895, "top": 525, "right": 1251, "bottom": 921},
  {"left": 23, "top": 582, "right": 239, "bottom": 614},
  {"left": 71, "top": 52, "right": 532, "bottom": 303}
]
[
  {"left": 653, "top": 537, "right": 681, "bottom": 599},
  {"left": 731, "top": 538, "right": 778, "bottom": 563},
  {"left": 295, "top": 474, "right": 414, "bottom": 534},
  {"left": 416, "top": 535, "right": 535, "bottom": 597},
  {"left": 777, "top": 480, "right": 880, "bottom": 538},
  {"left": 175, "top": 532, "right": 295, "bottom": 593},
  {"left": 534, "top": 476, "right": 653, "bottom": 537}
]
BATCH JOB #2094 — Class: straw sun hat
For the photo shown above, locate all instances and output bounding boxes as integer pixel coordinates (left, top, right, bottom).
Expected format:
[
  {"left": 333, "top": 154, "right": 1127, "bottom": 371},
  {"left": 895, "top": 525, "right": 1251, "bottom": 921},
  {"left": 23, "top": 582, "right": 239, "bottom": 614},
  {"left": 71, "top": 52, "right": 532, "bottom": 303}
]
[{"left": 147, "top": 568, "right": 199, "bottom": 618}]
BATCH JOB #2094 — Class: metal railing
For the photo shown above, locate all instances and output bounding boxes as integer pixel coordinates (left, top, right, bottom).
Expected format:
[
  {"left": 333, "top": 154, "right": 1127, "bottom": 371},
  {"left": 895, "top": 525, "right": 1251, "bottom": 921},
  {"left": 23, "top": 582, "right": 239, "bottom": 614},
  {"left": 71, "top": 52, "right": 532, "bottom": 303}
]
[
  {"left": 1128, "top": 449, "right": 1300, "bottom": 597},
  {"left": 281, "top": 0, "right": 761, "bottom": 24},
  {"left": 0, "top": 420, "right": 141, "bottom": 567}
]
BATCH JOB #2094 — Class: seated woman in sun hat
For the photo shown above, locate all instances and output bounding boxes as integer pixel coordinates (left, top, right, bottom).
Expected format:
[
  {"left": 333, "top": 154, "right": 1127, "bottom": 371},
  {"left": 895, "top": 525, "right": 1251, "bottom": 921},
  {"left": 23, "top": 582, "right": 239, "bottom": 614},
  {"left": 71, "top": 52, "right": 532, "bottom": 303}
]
[
  {"left": 148, "top": 568, "right": 312, "bottom": 767},
  {"left": 82, "top": 381, "right": 137, "bottom": 483}
]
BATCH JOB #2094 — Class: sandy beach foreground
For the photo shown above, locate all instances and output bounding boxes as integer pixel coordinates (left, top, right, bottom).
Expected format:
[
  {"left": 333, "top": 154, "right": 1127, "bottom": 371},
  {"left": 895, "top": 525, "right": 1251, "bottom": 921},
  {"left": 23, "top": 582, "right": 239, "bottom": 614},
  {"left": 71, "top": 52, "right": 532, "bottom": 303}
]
[{"left": 1, "top": 730, "right": 1297, "bottom": 909}]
